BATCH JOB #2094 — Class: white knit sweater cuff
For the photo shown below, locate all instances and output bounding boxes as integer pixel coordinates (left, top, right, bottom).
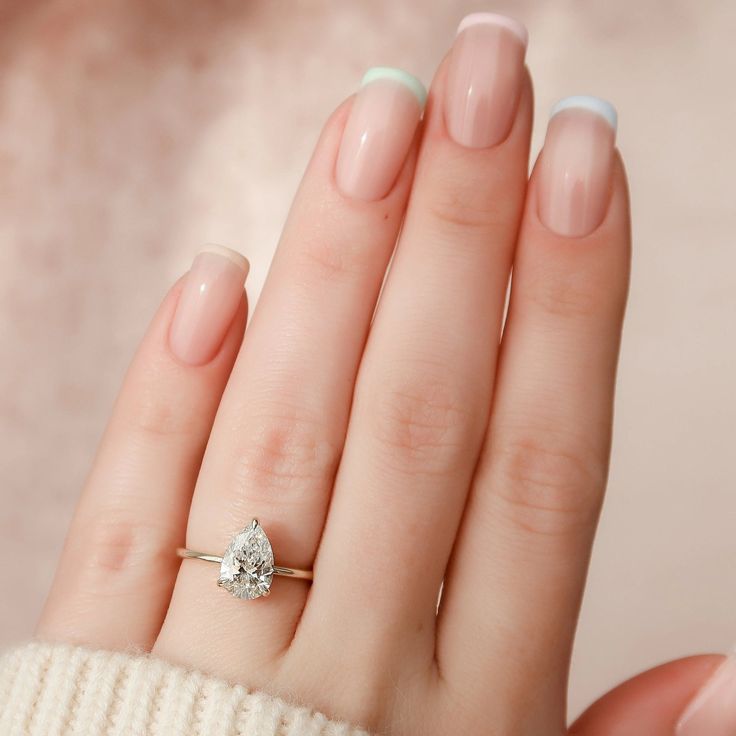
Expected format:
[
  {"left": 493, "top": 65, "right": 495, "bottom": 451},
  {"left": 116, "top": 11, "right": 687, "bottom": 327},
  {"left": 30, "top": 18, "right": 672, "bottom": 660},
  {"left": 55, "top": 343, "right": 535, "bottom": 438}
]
[{"left": 0, "top": 642, "right": 369, "bottom": 736}]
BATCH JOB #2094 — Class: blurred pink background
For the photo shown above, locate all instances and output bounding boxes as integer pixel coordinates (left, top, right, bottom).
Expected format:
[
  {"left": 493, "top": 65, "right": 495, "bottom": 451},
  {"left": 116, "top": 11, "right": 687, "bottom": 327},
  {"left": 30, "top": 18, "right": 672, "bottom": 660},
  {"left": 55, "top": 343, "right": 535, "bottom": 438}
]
[{"left": 1, "top": 0, "right": 734, "bottom": 719}]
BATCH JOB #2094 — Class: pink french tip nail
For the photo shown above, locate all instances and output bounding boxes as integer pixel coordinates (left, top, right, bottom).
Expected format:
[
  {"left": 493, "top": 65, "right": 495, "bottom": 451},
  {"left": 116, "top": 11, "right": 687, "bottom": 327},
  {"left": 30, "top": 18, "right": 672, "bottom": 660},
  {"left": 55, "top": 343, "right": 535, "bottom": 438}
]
[
  {"left": 445, "top": 13, "right": 528, "bottom": 149},
  {"left": 537, "top": 96, "right": 618, "bottom": 238},
  {"left": 168, "top": 245, "right": 249, "bottom": 366},
  {"left": 335, "top": 67, "right": 425, "bottom": 202},
  {"left": 676, "top": 652, "right": 736, "bottom": 736}
]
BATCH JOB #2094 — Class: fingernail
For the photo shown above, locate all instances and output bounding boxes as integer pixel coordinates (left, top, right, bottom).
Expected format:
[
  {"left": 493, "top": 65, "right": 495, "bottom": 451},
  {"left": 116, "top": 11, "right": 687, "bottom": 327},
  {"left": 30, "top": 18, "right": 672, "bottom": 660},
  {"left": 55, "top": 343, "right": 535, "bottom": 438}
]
[
  {"left": 169, "top": 245, "right": 249, "bottom": 366},
  {"left": 676, "top": 651, "right": 736, "bottom": 736},
  {"left": 335, "top": 67, "right": 425, "bottom": 201},
  {"left": 537, "top": 96, "right": 617, "bottom": 238},
  {"left": 445, "top": 13, "right": 528, "bottom": 149}
]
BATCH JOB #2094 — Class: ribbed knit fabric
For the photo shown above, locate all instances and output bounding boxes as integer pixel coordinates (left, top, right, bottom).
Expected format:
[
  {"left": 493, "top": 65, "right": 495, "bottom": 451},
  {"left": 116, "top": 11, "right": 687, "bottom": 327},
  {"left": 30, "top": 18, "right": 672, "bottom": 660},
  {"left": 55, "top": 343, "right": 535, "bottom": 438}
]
[{"left": 0, "top": 642, "right": 370, "bottom": 736}]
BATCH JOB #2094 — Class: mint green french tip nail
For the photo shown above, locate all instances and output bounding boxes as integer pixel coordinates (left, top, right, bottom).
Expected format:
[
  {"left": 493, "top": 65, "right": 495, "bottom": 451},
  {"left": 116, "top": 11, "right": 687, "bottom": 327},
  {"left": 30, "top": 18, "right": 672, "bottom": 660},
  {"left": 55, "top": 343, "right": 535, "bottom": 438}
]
[{"left": 360, "top": 67, "right": 427, "bottom": 108}]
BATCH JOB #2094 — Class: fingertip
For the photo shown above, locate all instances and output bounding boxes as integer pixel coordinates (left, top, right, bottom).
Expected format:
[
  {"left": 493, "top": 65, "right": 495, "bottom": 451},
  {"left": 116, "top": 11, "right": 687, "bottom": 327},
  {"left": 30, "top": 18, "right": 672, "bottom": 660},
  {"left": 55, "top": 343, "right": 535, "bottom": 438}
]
[
  {"left": 571, "top": 655, "right": 724, "bottom": 735},
  {"left": 421, "top": 50, "right": 533, "bottom": 155},
  {"left": 290, "top": 79, "right": 423, "bottom": 217},
  {"left": 533, "top": 102, "right": 618, "bottom": 238},
  {"left": 335, "top": 68, "right": 424, "bottom": 202},
  {"left": 525, "top": 133, "right": 630, "bottom": 257},
  {"left": 168, "top": 248, "right": 249, "bottom": 367}
]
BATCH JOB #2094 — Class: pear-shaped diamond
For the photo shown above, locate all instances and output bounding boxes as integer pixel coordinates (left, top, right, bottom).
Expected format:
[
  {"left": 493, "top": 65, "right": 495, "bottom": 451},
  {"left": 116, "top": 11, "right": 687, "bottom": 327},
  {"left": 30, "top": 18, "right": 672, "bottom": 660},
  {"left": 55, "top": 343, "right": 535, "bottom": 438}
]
[{"left": 218, "top": 520, "right": 274, "bottom": 599}]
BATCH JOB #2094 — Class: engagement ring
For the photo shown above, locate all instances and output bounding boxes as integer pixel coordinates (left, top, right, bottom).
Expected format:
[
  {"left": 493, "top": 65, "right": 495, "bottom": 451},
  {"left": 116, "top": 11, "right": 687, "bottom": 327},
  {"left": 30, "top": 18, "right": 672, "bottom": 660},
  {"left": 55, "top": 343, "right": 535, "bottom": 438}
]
[{"left": 176, "top": 519, "right": 313, "bottom": 600}]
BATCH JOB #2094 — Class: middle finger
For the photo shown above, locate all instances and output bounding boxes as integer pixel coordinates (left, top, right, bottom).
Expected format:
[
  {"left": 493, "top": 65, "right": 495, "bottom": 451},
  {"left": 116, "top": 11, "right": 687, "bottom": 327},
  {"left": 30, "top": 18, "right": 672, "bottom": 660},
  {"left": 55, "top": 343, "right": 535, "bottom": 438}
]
[{"left": 300, "top": 15, "right": 531, "bottom": 671}]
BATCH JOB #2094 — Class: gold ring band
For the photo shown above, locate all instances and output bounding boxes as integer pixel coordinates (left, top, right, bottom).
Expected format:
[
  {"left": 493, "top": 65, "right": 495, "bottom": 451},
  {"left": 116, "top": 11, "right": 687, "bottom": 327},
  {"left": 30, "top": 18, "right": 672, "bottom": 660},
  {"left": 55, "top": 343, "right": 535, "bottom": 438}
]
[
  {"left": 176, "top": 519, "right": 312, "bottom": 600},
  {"left": 176, "top": 547, "right": 313, "bottom": 580}
]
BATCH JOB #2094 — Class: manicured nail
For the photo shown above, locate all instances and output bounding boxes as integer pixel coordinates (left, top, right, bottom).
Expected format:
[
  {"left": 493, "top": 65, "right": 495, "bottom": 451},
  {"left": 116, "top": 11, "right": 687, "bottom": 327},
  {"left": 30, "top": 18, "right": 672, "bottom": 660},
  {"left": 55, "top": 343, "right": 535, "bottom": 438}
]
[
  {"left": 445, "top": 13, "right": 528, "bottom": 149},
  {"left": 676, "top": 651, "right": 736, "bottom": 736},
  {"left": 169, "top": 245, "right": 249, "bottom": 366},
  {"left": 537, "top": 96, "right": 617, "bottom": 237},
  {"left": 335, "top": 67, "right": 426, "bottom": 201}
]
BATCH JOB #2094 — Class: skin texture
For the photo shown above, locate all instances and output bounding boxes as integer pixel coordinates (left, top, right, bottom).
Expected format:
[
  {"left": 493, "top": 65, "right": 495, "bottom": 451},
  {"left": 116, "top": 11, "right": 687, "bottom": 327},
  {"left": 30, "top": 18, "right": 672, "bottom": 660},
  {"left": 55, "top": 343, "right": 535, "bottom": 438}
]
[{"left": 31, "top": 10, "right": 721, "bottom": 736}]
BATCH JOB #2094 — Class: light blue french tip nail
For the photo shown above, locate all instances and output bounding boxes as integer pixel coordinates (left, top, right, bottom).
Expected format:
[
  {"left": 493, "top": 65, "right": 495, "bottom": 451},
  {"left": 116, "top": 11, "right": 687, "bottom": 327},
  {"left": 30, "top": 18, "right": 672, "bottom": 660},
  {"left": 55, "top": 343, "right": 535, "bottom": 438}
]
[
  {"left": 360, "top": 66, "right": 428, "bottom": 109},
  {"left": 549, "top": 95, "right": 618, "bottom": 131}
]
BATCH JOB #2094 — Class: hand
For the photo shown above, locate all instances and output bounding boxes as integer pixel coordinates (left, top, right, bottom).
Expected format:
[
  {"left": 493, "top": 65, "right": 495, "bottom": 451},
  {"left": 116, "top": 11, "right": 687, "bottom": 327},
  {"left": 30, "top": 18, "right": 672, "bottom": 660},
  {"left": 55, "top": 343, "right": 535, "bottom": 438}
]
[{"left": 35, "top": 14, "right": 699, "bottom": 735}]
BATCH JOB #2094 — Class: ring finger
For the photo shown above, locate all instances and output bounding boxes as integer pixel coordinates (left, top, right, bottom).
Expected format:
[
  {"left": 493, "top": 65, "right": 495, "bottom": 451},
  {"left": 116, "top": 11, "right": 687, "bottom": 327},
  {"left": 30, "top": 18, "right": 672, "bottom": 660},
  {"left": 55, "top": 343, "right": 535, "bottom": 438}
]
[
  {"left": 294, "top": 14, "right": 531, "bottom": 691},
  {"left": 155, "top": 69, "right": 426, "bottom": 681}
]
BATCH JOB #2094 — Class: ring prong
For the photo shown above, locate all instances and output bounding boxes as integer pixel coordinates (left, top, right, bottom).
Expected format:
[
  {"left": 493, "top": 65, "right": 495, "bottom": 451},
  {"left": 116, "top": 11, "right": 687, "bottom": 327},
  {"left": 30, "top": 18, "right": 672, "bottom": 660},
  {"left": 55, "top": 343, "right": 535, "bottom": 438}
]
[{"left": 251, "top": 518, "right": 259, "bottom": 529}]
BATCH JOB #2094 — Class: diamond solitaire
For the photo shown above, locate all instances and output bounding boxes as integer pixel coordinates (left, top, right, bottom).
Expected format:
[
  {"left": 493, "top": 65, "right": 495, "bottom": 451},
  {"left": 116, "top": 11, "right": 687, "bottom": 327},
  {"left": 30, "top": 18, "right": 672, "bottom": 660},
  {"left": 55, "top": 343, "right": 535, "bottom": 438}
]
[
  {"left": 218, "top": 520, "right": 275, "bottom": 599},
  {"left": 176, "top": 519, "right": 313, "bottom": 600}
]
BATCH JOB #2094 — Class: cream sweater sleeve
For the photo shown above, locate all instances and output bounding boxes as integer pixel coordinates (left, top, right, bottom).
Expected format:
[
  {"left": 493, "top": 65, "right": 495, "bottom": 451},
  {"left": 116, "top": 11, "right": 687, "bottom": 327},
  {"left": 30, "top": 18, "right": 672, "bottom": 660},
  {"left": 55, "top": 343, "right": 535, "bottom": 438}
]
[{"left": 0, "top": 642, "right": 369, "bottom": 736}]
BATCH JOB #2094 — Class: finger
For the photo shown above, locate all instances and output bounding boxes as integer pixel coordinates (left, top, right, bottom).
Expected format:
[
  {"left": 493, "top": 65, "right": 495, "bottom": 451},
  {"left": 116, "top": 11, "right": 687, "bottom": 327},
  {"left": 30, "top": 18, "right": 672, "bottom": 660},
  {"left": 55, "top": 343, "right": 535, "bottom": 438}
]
[
  {"left": 155, "top": 69, "right": 425, "bottom": 679},
  {"left": 438, "top": 98, "right": 630, "bottom": 727},
  {"left": 570, "top": 656, "right": 723, "bottom": 735},
  {"left": 38, "top": 246, "right": 248, "bottom": 651},
  {"left": 297, "top": 15, "right": 531, "bottom": 681},
  {"left": 673, "top": 651, "right": 736, "bottom": 736}
]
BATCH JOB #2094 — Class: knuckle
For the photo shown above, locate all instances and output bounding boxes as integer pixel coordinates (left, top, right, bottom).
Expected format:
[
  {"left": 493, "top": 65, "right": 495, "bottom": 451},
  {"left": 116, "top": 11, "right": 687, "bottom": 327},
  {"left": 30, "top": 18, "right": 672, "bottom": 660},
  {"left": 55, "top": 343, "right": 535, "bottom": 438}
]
[
  {"left": 525, "top": 268, "right": 604, "bottom": 321},
  {"left": 124, "top": 391, "right": 196, "bottom": 441},
  {"left": 88, "top": 519, "right": 146, "bottom": 572},
  {"left": 230, "top": 410, "right": 340, "bottom": 502},
  {"left": 368, "top": 371, "right": 472, "bottom": 475},
  {"left": 426, "top": 188, "right": 499, "bottom": 235},
  {"left": 75, "top": 514, "right": 173, "bottom": 591},
  {"left": 423, "top": 157, "right": 517, "bottom": 239},
  {"left": 492, "top": 433, "right": 606, "bottom": 537},
  {"left": 297, "top": 230, "right": 375, "bottom": 280}
]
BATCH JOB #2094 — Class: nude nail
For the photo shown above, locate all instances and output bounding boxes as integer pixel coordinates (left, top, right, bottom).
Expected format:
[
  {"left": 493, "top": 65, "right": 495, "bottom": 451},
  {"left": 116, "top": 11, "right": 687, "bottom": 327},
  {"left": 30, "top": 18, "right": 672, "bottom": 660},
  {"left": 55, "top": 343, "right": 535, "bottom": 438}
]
[
  {"left": 169, "top": 245, "right": 249, "bottom": 366},
  {"left": 445, "top": 13, "right": 528, "bottom": 149},
  {"left": 335, "top": 67, "right": 425, "bottom": 201},
  {"left": 537, "top": 96, "right": 617, "bottom": 237},
  {"left": 676, "top": 651, "right": 736, "bottom": 736}
]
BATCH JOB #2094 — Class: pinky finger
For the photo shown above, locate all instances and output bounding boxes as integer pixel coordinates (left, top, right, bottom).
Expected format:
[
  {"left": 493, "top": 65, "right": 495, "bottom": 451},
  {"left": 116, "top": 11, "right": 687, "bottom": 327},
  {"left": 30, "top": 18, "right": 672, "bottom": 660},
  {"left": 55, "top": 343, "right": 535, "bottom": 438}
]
[
  {"left": 437, "top": 99, "right": 630, "bottom": 726},
  {"left": 37, "top": 245, "right": 248, "bottom": 651}
]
